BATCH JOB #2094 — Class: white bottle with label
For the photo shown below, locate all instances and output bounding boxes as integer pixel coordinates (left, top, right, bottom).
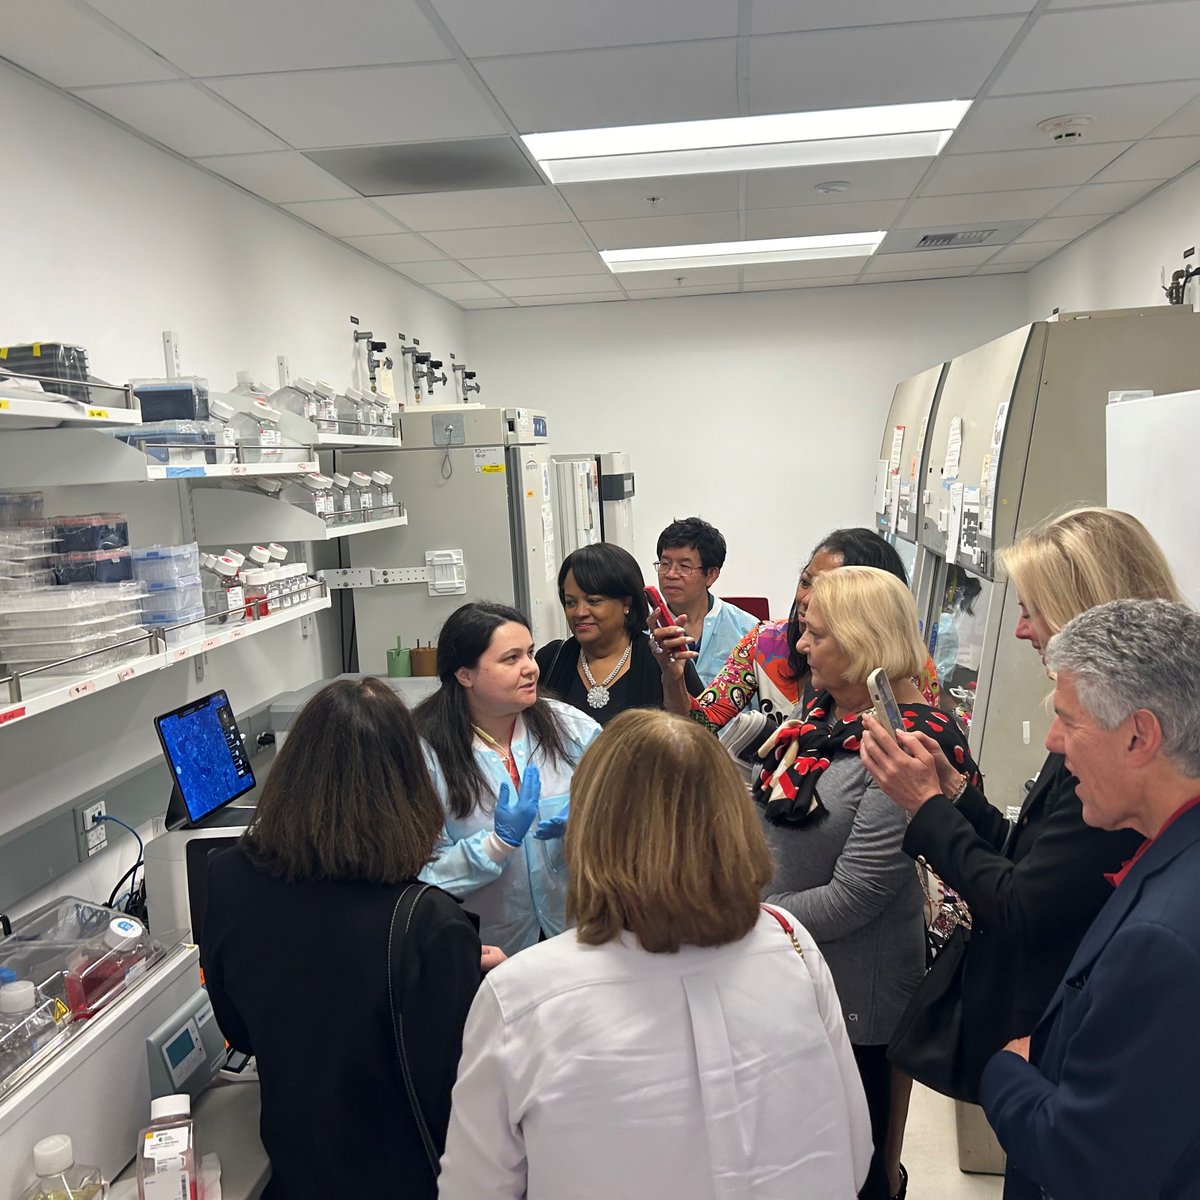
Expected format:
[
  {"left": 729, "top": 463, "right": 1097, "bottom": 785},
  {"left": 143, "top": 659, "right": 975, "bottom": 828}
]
[
  {"left": 348, "top": 471, "right": 373, "bottom": 519},
  {"left": 136, "top": 1094, "right": 197, "bottom": 1200},
  {"left": 312, "top": 380, "right": 339, "bottom": 434}
]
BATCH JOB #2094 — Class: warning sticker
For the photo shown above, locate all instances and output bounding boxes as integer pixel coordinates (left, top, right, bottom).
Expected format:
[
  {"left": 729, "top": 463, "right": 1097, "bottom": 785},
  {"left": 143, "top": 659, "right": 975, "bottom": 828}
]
[{"left": 473, "top": 448, "right": 505, "bottom": 474}]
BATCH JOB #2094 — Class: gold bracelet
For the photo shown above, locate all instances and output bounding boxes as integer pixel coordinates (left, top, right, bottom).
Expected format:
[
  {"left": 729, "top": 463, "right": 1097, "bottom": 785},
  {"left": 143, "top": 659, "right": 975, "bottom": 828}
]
[{"left": 949, "top": 772, "right": 970, "bottom": 804}]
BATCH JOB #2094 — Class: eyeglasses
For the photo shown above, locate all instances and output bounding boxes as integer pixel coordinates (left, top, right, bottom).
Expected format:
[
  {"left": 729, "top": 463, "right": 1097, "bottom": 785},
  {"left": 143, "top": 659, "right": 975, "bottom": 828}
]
[{"left": 653, "top": 560, "right": 701, "bottom": 578}]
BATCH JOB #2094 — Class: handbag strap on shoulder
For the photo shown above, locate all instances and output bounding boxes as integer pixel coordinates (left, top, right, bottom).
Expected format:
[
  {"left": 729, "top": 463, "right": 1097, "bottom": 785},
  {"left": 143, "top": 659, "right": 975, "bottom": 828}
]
[
  {"left": 761, "top": 903, "right": 805, "bottom": 958},
  {"left": 388, "top": 883, "right": 441, "bottom": 1178}
]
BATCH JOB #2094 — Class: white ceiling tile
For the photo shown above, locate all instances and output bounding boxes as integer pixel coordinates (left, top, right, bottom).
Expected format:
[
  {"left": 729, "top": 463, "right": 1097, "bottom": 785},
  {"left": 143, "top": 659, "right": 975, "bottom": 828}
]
[
  {"left": 748, "top": 17, "right": 1025, "bottom": 114},
  {"left": 618, "top": 267, "right": 740, "bottom": 289},
  {"left": 461, "top": 252, "right": 607, "bottom": 278},
  {"left": 474, "top": 40, "right": 739, "bottom": 134},
  {"left": 281, "top": 199, "right": 405, "bottom": 236},
  {"left": 992, "top": 5, "right": 1200, "bottom": 94},
  {"left": 496, "top": 275, "right": 621, "bottom": 297},
  {"left": 744, "top": 200, "right": 905, "bottom": 239},
  {"left": 897, "top": 187, "right": 1074, "bottom": 227},
  {"left": 88, "top": 0, "right": 450, "bottom": 74},
  {"left": 71, "top": 81, "right": 284, "bottom": 156},
  {"left": 206, "top": 64, "right": 504, "bottom": 147},
  {"left": 398, "top": 261, "right": 479, "bottom": 284},
  {"left": 745, "top": 159, "right": 933, "bottom": 209},
  {"left": 1013, "top": 213, "right": 1106, "bottom": 242},
  {"left": 949, "top": 82, "right": 1200, "bottom": 155},
  {"left": 869, "top": 247, "right": 998, "bottom": 271},
  {"left": 752, "top": 0, "right": 1034, "bottom": 33},
  {"left": 374, "top": 186, "right": 571, "bottom": 231},
  {"left": 1152, "top": 91, "right": 1200, "bottom": 138},
  {"left": 1048, "top": 179, "right": 1160, "bottom": 216},
  {"left": 558, "top": 174, "right": 742, "bottom": 222},
  {"left": 743, "top": 278, "right": 855, "bottom": 291},
  {"left": 342, "top": 232, "right": 443, "bottom": 262},
  {"left": 430, "top": 0, "right": 736, "bottom": 56},
  {"left": 984, "top": 241, "right": 1067, "bottom": 265},
  {"left": 514, "top": 293, "right": 624, "bottom": 306},
  {"left": 582, "top": 212, "right": 740, "bottom": 252},
  {"left": 425, "top": 223, "right": 593, "bottom": 258},
  {"left": 622, "top": 285, "right": 740, "bottom": 298},
  {"left": 459, "top": 297, "right": 518, "bottom": 309},
  {"left": 861, "top": 268, "right": 977, "bottom": 282},
  {"left": 1092, "top": 135, "right": 1200, "bottom": 183},
  {"left": 920, "top": 143, "right": 1127, "bottom": 194},
  {"left": 741, "top": 258, "right": 868, "bottom": 282},
  {"left": 1, "top": 0, "right": 178, "bottom": 87},
  {"left": 427, "top": 282, "right": 505, "bottom": 301},
  {"left": 194, "top": 151, "right": 358, "bottom": 202}
]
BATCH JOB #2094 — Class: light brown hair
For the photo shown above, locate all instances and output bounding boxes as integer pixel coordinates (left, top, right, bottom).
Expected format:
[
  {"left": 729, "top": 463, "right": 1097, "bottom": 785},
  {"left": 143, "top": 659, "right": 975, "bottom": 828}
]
[
  {"left": 566, "top": 709, "right": 773, "bottom": 953},
  {"left": 999, "top": 507, "right": 1183, "bottom": 634},
  {"left": 810, "top": 566, "right": 925, "bottom": 684},
  {"left": 243, "top": 677, "right": 444, "bottom": 884}
]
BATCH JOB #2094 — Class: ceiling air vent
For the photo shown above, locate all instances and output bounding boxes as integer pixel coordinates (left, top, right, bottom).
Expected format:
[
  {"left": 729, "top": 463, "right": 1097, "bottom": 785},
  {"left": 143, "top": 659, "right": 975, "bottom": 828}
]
[{"left": 916, "top": 229, "right": 998, "bottom": 249}]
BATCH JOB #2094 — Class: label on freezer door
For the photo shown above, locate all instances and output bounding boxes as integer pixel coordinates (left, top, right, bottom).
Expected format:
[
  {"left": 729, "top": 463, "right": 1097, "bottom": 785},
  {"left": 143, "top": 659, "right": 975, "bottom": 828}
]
[{"left": 473, "top": 448, "right": 505, "bottom": 474}]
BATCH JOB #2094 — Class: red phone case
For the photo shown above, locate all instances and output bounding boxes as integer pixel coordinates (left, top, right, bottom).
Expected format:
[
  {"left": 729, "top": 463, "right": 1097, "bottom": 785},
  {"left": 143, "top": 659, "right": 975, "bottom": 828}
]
[{"left": 644, "top": 585, "right": 677, "bottom": 628}]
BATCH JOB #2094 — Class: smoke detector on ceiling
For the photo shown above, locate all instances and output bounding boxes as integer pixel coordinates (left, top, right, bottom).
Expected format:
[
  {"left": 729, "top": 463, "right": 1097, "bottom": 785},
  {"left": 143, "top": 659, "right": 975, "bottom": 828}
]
[{"left": 1037, "top": 114, "right": 1095, "bottom": 144}]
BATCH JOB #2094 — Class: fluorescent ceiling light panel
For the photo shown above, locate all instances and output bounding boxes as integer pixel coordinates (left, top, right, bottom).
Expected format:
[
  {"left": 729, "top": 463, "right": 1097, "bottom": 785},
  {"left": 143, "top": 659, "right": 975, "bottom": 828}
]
[
  {"left": 524, "top": 101, "right": 970, "bottom": 183},
  {"left": 601, "top": 232, "right": 885, "bottom": 274}
]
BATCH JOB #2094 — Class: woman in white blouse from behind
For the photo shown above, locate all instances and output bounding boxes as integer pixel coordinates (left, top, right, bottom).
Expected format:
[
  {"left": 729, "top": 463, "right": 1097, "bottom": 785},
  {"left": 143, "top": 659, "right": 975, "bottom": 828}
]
[{"left": 439, "top": 708, "right": 872, "bottom": 1200}]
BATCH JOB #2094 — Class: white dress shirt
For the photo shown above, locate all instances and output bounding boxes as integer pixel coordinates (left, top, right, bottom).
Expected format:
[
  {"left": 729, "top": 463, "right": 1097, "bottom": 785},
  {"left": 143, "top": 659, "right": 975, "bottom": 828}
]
[{"left": 439, "top": 906, "right": 872, "bottom": 1199}]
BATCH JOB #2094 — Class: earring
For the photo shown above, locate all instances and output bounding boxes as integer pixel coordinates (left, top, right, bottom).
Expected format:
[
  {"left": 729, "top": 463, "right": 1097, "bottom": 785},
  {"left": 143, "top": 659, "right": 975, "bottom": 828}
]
[{"left": 624, "top": 608, "right": 629, "bottom": 615}]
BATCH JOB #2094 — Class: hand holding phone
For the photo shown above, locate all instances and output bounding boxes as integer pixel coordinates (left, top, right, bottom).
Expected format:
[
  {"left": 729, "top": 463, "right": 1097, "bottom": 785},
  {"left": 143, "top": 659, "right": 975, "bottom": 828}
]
[
  {"left": 644, "top": 585, "right": 678, "bottom": 630},
  {"left": 866, "top": 668, "right": 904, "bottom": 742}
]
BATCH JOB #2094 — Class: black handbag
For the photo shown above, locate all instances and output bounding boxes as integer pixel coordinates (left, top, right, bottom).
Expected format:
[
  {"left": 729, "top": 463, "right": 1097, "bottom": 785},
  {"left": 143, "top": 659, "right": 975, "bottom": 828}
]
[
  {"left": 887, "top": 923, "right": 975, "bottom": 1102},
  {"left": 387, "top": 883, "right": 442, "bottom": 1180}
]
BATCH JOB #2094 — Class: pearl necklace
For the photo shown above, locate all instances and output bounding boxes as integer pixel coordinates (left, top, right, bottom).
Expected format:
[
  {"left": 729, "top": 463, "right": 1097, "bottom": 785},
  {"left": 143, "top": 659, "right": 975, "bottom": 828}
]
[{"left": 579, "top": 641, "right": 632, "bottom": 709}]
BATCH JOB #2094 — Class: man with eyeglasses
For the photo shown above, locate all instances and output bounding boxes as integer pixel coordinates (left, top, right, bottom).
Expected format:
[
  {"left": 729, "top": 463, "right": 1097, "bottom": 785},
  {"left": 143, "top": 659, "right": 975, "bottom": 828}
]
[{"left": 653, "top": 517, "right": 760, "bottom": 687}]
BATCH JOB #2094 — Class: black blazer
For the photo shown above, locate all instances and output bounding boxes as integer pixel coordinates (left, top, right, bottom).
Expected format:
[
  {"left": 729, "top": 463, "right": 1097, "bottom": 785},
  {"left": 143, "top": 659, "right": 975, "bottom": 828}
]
[
  {"left": 536, "top": 633, "right": 703, "bottom": 726},
  {"left": 902, "top": 752, "right": 1142, "bottom": 1099},
  {"left": 201, "top": 846, "right": 482, "bottom": 1200}
]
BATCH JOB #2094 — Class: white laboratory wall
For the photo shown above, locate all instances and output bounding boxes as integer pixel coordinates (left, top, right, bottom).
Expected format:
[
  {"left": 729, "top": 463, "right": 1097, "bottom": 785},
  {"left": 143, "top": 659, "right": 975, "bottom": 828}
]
[
  {"left": 0, "top": 60, "right": 466, "bottom": 915},
  {"left": 1027, "top": 163, "right": 1200, "bottom": 318},
  {"left": 466, "top": 277, "right": 1026, "bottom": 617}
]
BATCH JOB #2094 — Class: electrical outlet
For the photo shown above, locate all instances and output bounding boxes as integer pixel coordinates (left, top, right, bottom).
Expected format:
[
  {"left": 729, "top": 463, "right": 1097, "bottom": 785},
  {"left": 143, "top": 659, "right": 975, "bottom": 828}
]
[{"left": 75, "top": 800, "right": 108, "bottom": 860}]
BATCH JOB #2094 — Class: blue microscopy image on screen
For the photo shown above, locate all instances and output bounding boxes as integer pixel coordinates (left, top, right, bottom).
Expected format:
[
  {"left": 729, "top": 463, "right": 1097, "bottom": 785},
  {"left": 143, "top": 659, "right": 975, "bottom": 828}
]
[{"left": 157, "top": 691, "right": 254, "bottom": 822}]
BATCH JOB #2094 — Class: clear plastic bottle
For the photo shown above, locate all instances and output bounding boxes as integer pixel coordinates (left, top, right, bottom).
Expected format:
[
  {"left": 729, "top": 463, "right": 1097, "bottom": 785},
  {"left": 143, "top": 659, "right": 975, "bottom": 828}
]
[
  {"left": 360, "top": 395, "right": 387, "bottom": 438},
  {"left": 231, "top": 370, "right": 272, "bottom": 399},
  {"left": 269, "top": 377, "right": 319, "bottom": 424},
  {"left": 20, "top": 1134, "right": 105, "bottom": 1200},
  {"left": 267, "top": 543, "right": 288, "bottom": 566},
  {"left": 312, "top": 380, "right": 339, "bottom": 435},
  {"left": 370, "top": 470, "right": 395, "bottom": 514},
  {"left": 337, "top": 387, "right": 367, "bottom": 437},
  {"left": 136, "top": 1094, "right": 197, "bottom": 1200},
  {"left": 329, "top": 473, "right": 352, "bottom": 525},
  {"left": 0, "top": 980, "right": 57, "bottom": 1081},
  {"left": 199, "top": 396, "right": 239, "bottom": 465},
  {"left": 64, "top": 916, "right": 151, "bottom": 1021},
  {"left": 348, "top": 471, "right": 373, "bottom": 520},
  {"left": 229, "top": 400, "right": 283, "bottom": 463},
  {"left": 204, "top": 556, "right": 245, "bottom": 626},
  {"left": 242, "top": 568, "right": 270, "bottom": 619},
  {"left": 281, "top": 473, "right": 333, "bottom": 522},
  {"left": 251, "top": 476, "right": 285, "bottom": 499},
  {"left": 247, "top": 545, "right": 272, "bottom": 569}
]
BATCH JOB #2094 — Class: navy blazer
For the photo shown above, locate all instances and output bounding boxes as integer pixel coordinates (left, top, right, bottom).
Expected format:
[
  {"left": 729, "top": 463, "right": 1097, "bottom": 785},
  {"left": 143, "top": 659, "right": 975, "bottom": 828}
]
[{"left": 979, "top": 799, "right": 1200, "bottom": 1200}]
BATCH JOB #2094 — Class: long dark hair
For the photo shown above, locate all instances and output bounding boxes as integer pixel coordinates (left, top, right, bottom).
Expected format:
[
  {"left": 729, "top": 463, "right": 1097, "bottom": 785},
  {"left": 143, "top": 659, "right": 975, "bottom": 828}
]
[
  {"left": 415, "top": 601, "right": 571, "bottom": 821},
  {"left": 786, "top": 527, "right": 911, "bottom": 682},
  {"left": 558, "top": 544, "right": 649, "bottom": 637},
  {"left": 242, "top": 678, "right": 444, "bottom": 884}
]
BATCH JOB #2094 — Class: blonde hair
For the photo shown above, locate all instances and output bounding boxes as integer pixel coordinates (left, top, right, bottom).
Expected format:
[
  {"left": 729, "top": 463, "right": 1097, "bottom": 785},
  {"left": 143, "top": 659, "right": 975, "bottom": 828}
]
[
  {"left": 998, "top": 507, "right": 1182, "bottom": 634},
  {"left": 566, "top": 709, "right": 773, "bottom": 954},
  {"left": 810, "top": 566, "right": 925, "bottom": 684}
]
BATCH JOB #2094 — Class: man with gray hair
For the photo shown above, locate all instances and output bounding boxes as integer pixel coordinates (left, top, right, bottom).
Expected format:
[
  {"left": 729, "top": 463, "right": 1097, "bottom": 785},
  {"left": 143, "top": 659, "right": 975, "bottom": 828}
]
[{"left": 980, "top": 598, "right": 1200, "bottom": 1200}]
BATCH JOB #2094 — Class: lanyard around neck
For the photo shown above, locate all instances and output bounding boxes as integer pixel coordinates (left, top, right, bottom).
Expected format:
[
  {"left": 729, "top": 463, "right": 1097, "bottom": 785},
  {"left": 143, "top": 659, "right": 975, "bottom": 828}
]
[{"left": 472, "top": 722, "right": 521, "bottom": 789}]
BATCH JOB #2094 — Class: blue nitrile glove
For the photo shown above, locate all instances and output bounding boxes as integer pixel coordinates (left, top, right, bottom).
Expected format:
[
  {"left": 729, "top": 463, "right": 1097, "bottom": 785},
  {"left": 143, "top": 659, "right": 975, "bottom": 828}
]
[
  {"left": 533, "top": 805, "right": 569, "bottom": 840},
  {"left": 494, "top": 765, "right": 541, "bottom": 847}
]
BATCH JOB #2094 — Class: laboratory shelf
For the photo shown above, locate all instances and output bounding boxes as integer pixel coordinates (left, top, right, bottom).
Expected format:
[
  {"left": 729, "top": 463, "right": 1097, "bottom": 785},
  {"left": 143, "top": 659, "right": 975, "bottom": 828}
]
[
  {"left": 316, "top": 432, "right": 403, "bottom": 449},
  {"left": 0, "top": 429, "right": 317, "bottom": 488},
  {"left": 0, "top": 593, "right": 330, "bottom": 731},
  {"left": 0, "top": 393, "right": 144, "bottom": 430},
  {"left": 191, "top": 486, "right": 407, "bottom": 544}
]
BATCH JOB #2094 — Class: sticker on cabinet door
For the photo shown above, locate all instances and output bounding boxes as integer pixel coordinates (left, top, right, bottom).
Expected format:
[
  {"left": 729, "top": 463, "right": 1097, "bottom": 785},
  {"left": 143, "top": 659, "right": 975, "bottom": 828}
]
[
  {"left": 944, "top": 417, "right": 963, "bottom": 480},
  {"left": 889, "top": 425, "right": 905, "bottom": 472},
  {"left": 473, "top": 448, "right": 505, "bottom": 474}
]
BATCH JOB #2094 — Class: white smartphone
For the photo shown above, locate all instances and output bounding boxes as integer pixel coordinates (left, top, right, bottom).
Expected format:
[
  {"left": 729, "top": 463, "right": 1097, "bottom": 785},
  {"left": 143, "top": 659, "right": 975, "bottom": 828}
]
[{"left": 867, "top": 668, "right": 904, "bottom": 741}]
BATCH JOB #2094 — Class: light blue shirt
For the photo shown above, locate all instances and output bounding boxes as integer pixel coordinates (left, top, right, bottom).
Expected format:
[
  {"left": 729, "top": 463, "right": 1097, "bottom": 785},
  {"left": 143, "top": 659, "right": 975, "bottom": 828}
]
[
  {"left": 420, "top": 699, "right": 601, "bottom": 955},
  {"left": 695, "top": 595, "right": 761, "bottom": 688}
]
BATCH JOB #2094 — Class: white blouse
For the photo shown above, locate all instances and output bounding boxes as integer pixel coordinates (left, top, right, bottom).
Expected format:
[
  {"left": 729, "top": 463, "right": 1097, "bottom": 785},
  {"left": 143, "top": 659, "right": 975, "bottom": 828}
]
[{"left": 439, "top": 906, "right": 872, "bottom": 1200}]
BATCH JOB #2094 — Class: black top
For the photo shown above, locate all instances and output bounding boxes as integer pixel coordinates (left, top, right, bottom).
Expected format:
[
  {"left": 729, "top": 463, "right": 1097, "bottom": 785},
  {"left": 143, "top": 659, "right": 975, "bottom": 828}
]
[
  {"left": 535, "top": 632, "right": 703, "bottom": 726},
  {"left": 201, "top": 846, "right": 482, "bottom": 1200},
  {"left": 903, "top": 752, "right": 1142, "bottom": 1099}
]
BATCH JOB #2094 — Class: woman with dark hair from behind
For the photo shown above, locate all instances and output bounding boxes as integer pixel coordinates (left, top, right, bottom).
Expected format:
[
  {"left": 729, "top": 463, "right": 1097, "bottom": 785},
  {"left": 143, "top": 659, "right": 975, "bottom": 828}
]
[
  {"left": 418, "top": 601, "right": 601, "bottom": 955},
  {"left": 536, "top": 542, "right": 703, "bottom": 725},
  {"left": 201, "top": 678, "right": 484, "bottom": 1200}
]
